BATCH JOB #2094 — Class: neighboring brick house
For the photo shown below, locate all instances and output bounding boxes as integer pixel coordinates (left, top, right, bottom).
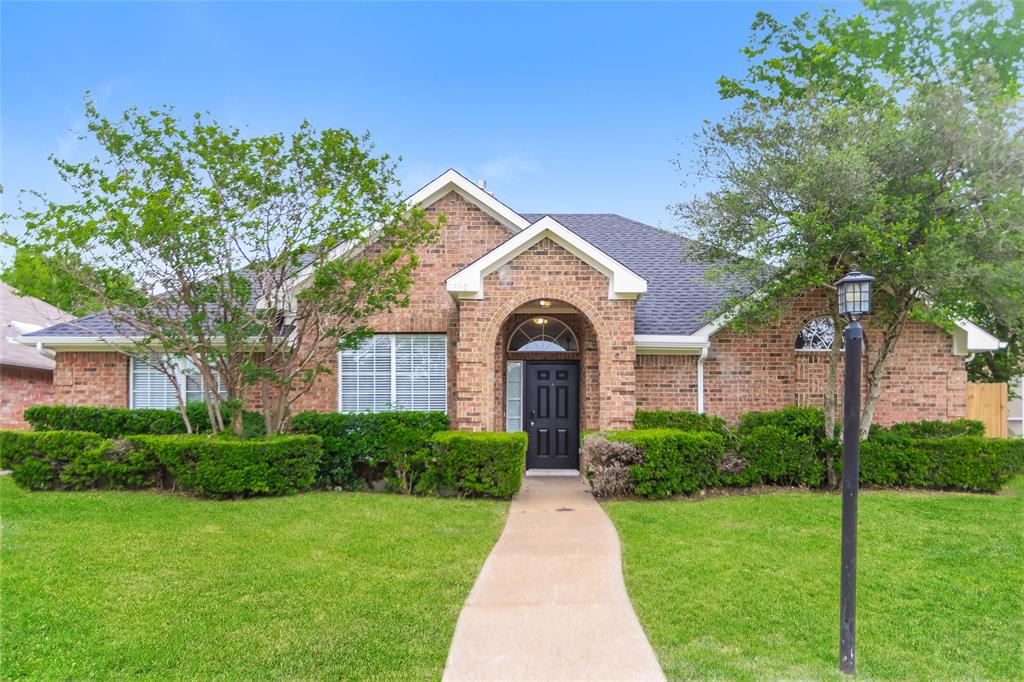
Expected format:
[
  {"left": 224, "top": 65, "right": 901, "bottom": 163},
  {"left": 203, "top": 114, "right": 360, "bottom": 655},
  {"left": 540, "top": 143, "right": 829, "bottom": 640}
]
[
  {"left": 23, "top": 170, "right": 1002, "bottom": 469},
  {"left": 0, "top": 281, "right": 75, "bottom": 429}
]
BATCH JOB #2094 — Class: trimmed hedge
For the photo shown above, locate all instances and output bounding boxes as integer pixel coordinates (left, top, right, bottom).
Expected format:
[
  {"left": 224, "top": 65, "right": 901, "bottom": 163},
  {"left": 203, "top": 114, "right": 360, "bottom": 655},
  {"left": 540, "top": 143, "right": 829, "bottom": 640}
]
[
  {"left": 420, "top": 431, "right": 527, "bottom": 498},
  {"left": 882, "top": 418, "right": 986, "bottom": 439},
  {"left": 0, "top": 430, "right": 320, "bottom": 497},
  {"left": 734, "top": 425, "right": 827, "bottom": 487},
  {"left": 634, "top": 410, "right": 730, "bottom": 437},
  {"left": 737, "top": 405, "right": 829, "bottom": 440},
  {"left": 849, "top": 433, "right": 1017, "bottom": 492},
  {"left": 289, "top": 411, "right": 450, "bottom": 488},
  {"left": 0, "top": 430, "right": 160, "bottom": 491},
  {"left": 605, "top": 429, "right": 725, "bottom": 499},
  {"left": 23, "top": 403, "right": 265, "bottom": 439},
  {"left": 133, "top": 434, "right": 321, "bottom": 498}
]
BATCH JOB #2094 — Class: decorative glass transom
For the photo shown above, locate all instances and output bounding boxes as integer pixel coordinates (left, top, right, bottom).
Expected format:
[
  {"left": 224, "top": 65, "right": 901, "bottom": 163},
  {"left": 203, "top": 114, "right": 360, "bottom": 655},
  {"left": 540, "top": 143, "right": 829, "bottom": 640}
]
[
  {"left": 795, "top": 316, "right": 836, "bottom": 351},
  {"left": 508, "top": 318, "right": 578, "bottom": 352}
]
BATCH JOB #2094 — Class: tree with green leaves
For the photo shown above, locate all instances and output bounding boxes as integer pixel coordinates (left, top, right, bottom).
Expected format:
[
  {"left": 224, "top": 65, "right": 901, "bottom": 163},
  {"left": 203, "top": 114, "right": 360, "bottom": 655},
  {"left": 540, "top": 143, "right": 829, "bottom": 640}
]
[
  {"left": 679, "top": 0, "right": 1024, "bottom": 449},
  {"left": 0, "top": 242, "right": 126, "bottom": 316},
  {"left": 6, "top": 98, "right": 439, "bottom": 434}
]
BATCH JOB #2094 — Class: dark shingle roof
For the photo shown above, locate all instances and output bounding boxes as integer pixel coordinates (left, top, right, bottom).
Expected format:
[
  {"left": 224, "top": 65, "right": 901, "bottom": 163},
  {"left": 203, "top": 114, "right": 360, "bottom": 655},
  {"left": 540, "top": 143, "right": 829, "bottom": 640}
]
[
  {"left": 523, "top": 214, "right": 743, "bottom": 335},
  {"left": 29, "top": 214, "right": 743, "bottom": 339}
]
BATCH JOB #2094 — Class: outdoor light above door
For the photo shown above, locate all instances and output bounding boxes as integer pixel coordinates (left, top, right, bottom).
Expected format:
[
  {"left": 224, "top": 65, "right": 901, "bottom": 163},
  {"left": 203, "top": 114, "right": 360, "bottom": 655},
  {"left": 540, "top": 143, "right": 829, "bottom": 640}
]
[{"left": 836, "top": 270, "right": 874, "bottom": 320}]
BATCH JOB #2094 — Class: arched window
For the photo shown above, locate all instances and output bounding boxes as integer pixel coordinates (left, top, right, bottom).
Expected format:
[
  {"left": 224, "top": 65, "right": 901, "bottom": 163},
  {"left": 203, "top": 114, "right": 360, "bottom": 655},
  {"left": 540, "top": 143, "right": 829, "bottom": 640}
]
[
  {"left": 508, "top": 317, "right": 578, "bottom": 352},
  {"left": 795, "top": 316, "right": 836, "bottom": 351}
]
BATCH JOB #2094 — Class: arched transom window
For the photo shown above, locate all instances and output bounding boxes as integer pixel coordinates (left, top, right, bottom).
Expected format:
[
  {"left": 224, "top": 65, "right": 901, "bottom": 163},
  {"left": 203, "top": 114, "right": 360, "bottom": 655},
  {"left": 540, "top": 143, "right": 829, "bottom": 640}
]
[
  {"left": 795, "top": 315, "right": 836, "bottom": 351},
  {"left": 509, "top": 317, "right": 578, "bottom": 352}
]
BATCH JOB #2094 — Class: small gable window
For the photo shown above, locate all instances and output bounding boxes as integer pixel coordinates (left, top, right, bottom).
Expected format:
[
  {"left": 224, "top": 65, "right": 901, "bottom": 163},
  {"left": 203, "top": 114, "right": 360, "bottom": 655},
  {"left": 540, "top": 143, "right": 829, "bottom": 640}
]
[
  {"left": 795, "top": 316, "right": 837, "bottom": 351},
  {"left": 509, "top": 318, "right": 578, "bottom": 352}
]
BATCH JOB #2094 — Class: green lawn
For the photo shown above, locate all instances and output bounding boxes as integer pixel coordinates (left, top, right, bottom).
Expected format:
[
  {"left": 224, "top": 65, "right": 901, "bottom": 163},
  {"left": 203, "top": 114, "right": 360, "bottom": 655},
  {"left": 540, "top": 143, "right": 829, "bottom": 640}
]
[
  {"left": 0, "top": 478, "right": 507, "bottom": 680},
  {"left": 605, "top": 477, "right": 1024, "bottom": 681}
]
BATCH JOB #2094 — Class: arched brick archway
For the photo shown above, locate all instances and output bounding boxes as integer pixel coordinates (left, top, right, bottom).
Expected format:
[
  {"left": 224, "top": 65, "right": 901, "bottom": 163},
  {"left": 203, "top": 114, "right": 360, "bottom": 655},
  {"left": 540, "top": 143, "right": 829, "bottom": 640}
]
[
  {"left": 486, "top": 295, "right": 605, "bottom": 434},
  {"left": 451, "top": 236, "right": 638, "bottom": 433}
]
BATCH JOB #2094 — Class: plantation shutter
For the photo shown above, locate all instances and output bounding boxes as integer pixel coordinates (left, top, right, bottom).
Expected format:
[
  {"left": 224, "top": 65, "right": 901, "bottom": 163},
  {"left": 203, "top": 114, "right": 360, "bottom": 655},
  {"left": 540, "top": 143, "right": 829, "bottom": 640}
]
[
  {"left": 131, "top": 357, "right": 180, "bottom": 409},
  {"left": 131, "top": 356, "right": 225, "bottom": 409},
  {"left": 506, "top": 361, "right": 523, "bottom": 432},
  {"left": 339, "top": 334, "right": 447, "bottom": 414}
]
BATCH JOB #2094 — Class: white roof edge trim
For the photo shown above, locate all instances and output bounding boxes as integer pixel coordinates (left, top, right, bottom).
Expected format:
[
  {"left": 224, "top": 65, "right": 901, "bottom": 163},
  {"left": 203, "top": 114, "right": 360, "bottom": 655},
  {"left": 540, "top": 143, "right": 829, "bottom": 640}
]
[
  {"left": 952, "top": 318, "right": 1006, "bottom": 356},
  {"left": 446, "top": 215, "right": 648, "bottom": 301},
  {"left": 289, "top": 168, "right": 531, "bottom": 288},
  {"left": 20, "top": 336, "right": 262, "bottom": 350},
  {"left": 635, "top": 335, "right": 710, "bottom": 355},
  {"left": 407, "top": 168, "right": 531, "bottom": 232}
]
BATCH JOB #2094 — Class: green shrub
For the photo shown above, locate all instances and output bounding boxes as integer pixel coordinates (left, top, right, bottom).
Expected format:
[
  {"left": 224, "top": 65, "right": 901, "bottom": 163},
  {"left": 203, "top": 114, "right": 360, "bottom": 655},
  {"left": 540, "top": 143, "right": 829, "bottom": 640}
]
[
  {"left": 884, "top": 418, "right": 986, "bottom": 439},
  {"left": 846, "top": 434, "right": 1016, "bottom": 493},
  {"left": 0, "top": 430, "right": 161, "bottom": 490},
  {"left": 606, "top": 429, "right": 724, "bottom": 499},
  {"left": 23, "top": 403, "right": 264, "bottom": 439},
  {"left": 734, "top": 425, "right": 826, "bottom": 487},
  {"left": 133, "top": 434, "right": 321, "bottom": 498},
  {"left": 737, "top": 405, "right": 828, "bottom": 440},
  {"left": 289, "top": 411, "right": 450, "bottom": 488},
  {"left": 420, "top": 431, "right": 527, "bottom": 498},
  {"left": 634, "top": 410, "right": 730, "bottom": 437},
  {"left": 991, "top": 438, "right": 1024, "bottom": 474}
]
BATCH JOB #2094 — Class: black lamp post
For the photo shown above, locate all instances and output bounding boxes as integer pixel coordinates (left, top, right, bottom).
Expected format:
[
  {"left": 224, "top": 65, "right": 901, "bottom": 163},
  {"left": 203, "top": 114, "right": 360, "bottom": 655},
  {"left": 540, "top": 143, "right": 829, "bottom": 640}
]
[{"left": 835, "top": 269, "right": 873, "bottom": 675}]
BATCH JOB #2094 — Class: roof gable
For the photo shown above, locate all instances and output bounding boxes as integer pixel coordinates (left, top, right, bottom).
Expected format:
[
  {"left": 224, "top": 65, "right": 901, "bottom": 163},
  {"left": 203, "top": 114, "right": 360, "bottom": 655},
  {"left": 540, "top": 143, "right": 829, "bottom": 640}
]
[
  {"left": 410, "top": 169, "right": 531, "bottom": 232},
  {"left": 446, "top": 216, "right": 647, "bottom": 301}
]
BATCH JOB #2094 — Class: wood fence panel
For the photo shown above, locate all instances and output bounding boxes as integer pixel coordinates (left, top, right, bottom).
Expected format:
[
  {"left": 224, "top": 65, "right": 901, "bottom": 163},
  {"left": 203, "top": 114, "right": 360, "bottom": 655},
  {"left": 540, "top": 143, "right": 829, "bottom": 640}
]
[{"left": 966, "top": 382, "right": 1008, "bottom": 438}]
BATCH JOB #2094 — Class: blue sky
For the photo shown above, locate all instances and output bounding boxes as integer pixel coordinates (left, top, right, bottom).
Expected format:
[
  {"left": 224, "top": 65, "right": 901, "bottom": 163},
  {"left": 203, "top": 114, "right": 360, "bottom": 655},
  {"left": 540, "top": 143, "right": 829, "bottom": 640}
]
[{"left": 1, "top": 1, "right": 853, "bottom": 263}]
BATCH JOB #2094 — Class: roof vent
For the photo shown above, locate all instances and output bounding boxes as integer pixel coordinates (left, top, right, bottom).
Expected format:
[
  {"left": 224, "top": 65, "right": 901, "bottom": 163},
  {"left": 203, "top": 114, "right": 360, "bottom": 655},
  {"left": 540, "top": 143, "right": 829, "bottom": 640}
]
[{"left": 477, "top": 179, "right": 493, "bottom": 196}]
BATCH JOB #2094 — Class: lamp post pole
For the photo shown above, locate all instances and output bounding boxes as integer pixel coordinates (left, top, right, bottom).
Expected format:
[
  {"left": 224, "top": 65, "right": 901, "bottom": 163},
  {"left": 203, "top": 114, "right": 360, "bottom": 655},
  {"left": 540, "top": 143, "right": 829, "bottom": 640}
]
[{"left": 839, "top": 316, "right": 862, "bottom": 675}]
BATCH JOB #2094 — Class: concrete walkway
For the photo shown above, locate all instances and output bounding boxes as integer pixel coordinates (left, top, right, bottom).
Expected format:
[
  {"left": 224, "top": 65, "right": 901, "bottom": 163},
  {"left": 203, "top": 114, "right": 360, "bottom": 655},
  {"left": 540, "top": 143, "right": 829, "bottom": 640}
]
[{"left": 443, "top": 476, "right": 665, "bottom": 682}]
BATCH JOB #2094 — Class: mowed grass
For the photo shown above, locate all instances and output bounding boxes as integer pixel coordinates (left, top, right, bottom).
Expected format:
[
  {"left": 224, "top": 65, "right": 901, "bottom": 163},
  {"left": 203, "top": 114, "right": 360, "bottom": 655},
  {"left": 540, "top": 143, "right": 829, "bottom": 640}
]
[
  {"left": 0, "top": 478, "right": 508, "bottom": 680},
  {"left": 605, "top": 477, "right": 1024, "bottom": 681}
]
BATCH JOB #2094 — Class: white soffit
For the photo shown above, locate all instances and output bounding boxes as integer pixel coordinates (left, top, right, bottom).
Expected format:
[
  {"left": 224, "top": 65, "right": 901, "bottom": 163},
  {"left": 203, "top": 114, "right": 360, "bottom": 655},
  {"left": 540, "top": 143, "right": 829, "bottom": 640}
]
[
  {"left": 952, "top": 318, "right": 1006, "bottom": 356},
  {"left": 446, "top": 216, "right": 648, "bottom": 301},
  {"left": 634, "top": 335, "right": 710, "bottom": 354}
]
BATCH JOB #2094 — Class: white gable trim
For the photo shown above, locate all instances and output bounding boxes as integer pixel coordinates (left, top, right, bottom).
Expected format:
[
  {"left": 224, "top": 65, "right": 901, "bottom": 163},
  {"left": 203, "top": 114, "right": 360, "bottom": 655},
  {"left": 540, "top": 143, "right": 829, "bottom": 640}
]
[
  {"left": 446, "top": 216, "right": 648, "bottom": 301},
  {"left": 634, "top": 335, "right": 710, "bottom": 354},
  {"left": 951, "top": 318, "right": 1005, "bottom": 356},
  {"left": 408, "top": 168, "right": 531, "bottom": 232}
]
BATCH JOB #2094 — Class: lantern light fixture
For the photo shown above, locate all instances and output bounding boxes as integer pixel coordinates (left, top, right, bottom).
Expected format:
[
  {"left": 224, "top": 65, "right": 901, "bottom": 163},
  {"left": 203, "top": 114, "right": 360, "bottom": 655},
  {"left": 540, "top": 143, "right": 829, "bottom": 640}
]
[{"left": 836, "top": 270, "right": 874, "bottom": 320}]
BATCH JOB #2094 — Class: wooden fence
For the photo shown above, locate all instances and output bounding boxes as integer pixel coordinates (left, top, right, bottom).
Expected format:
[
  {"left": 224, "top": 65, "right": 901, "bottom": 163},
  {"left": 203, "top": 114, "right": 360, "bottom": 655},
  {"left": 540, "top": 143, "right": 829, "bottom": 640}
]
[{"left": 966, "top": 382, "right": 1008, "bottom": 438}]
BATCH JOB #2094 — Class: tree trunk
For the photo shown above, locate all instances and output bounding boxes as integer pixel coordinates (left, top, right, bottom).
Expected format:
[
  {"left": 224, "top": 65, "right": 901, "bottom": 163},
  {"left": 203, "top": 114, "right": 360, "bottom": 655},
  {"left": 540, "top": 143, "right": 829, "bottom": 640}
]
[
  {"left": 860, "top": 303, "right": 911, "bottom": 439},
  {"left": 823, "top": 313, "right": 843, "bottom": 488}
]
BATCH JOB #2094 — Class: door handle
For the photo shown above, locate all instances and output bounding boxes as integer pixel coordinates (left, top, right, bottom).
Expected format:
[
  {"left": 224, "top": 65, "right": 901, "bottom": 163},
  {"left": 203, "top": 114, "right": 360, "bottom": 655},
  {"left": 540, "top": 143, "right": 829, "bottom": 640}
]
[{"left": 529, "top": 410, "right": 535, "bottom": 427}]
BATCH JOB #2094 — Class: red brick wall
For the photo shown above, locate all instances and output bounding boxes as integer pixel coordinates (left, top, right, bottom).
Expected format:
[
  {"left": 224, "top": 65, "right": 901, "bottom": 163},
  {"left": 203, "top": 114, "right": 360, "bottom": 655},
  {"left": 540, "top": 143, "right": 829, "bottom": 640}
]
[
  {"left": 635, "top": 354, "right": 698, "bottom": 412},
  {"left": 633, "top": 288, "right": 968, "bottom": 426},
  {"left": 0, "top": 365, "right": 56, "bottom": 429},
  {"left": 52, "top": 351, "right": 129, "bottom": 408}
]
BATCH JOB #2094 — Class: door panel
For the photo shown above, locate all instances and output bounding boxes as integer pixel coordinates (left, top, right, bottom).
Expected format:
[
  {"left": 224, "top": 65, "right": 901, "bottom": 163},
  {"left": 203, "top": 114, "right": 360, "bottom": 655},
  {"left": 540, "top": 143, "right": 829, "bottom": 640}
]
[{"left": 525, "top": 362, "right": 579, "bottom": 469}]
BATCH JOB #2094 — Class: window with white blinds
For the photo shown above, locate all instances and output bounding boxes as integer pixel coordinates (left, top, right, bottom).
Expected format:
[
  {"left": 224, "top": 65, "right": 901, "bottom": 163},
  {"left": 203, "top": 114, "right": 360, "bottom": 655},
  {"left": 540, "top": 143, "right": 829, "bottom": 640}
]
[
  {"left": 506, "top": 361, "right": 523, "bottom": 432},
  {"left": 339, "top": 334, "right": 447, "bottom": 413},
  {"left": 130, "top": 356, "right": 225, "bottom": 409}
]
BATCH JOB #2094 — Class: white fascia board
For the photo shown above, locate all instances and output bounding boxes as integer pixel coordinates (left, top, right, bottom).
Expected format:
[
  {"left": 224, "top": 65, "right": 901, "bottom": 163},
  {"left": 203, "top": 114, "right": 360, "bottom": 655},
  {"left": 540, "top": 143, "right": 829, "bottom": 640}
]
[
  {"left": 446, "top": 216, "right": 648, "bottom": 301},
  {"left": 20, "top": 335, "right": 263, "bottom": 352},
  {"left": 407, "top": 169, "right": 531, "bottom": 232},
  {"left": 952, "top": 318, "right": 1006, "bottom": 356},
  {"left": 635, "top": 335, "right": 710, "bottom": 355}
]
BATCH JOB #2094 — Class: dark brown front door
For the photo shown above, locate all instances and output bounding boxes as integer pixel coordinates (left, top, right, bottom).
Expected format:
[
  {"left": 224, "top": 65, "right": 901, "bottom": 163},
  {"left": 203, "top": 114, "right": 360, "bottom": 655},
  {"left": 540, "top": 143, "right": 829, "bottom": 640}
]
[{"left": 524, "top": 361, "right": 579, "bottom": 470}]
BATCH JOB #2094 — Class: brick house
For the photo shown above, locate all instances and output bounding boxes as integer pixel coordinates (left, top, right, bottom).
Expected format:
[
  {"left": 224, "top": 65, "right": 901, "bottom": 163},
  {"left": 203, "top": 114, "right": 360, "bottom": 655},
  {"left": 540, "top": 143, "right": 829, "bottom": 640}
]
[
  {"left": 23, "top": 170, "right": 1002, "bottom": 469},
  {"left": 1, "top": 281, "right": 75, "bottom": 429}
]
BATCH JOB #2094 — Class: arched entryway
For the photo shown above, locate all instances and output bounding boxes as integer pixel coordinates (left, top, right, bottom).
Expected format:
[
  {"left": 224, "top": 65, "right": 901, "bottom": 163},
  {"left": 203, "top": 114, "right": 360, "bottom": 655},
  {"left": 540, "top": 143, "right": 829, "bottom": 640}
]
[{"left": 492, "top": 298, "right": 602, "bottom": 470}]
